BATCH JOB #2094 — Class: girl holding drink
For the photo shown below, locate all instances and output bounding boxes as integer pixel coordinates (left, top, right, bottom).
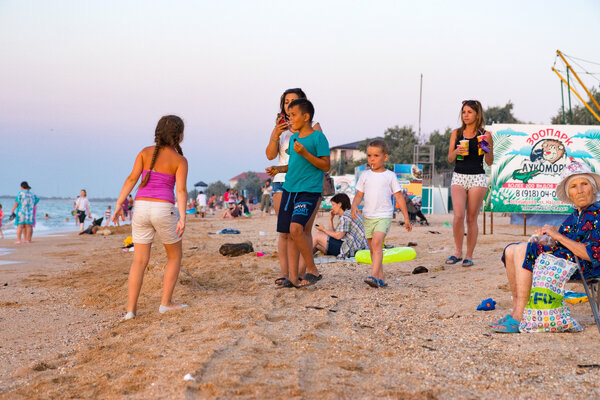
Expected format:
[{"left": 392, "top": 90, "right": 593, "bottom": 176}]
[{"left": 446, "top": 100, "right": 494, "bottom": 267}]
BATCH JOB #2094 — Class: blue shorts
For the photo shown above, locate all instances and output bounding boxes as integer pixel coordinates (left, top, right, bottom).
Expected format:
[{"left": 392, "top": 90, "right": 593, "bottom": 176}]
[
  {"left": 271, "top": 181, "right": 284, "bottom": 193},
  {"left": 326, "top": 237, "right": 343, "bottom": 256},
  {"left": 276, "top": 190, "right": 320, "bottom": 233}
]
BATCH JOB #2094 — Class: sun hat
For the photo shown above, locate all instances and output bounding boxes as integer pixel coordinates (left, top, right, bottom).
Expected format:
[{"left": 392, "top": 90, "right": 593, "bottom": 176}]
[
  {"left": 20, "top": 181, "right": 31, "bottom": 190},
  {"left": 556, "top": 161, "right": 600, "bottom": 204}
]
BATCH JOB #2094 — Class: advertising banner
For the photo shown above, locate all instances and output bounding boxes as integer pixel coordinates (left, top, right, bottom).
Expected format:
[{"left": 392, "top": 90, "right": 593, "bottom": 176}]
[
  {"left": 487, "top": 124, "right": 600, "bottom": 213},
  {"left": 393, "top": 164, "right": 423, "bottom": 197},
  {"left": 320, "top": 175, "right": 356, "bottom": 209}
]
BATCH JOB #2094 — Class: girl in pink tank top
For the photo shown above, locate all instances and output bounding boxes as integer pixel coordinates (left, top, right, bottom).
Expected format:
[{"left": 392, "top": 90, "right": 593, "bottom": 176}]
[{"left": 113, "top": 115, "right": 189, "bottom": 320}]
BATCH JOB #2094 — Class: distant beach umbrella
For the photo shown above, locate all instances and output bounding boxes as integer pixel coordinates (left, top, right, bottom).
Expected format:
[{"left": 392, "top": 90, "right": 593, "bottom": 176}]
[{"left": 194, "top": 181, "right": 208, "bottom": 187}]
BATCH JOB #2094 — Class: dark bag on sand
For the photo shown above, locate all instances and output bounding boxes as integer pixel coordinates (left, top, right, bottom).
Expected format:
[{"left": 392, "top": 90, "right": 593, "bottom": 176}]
[
  {"left": 219, "top": 241, "right": 254, "bottom": 257},
  {"left": 322, "top": 172, "right": 335, "bottom": 197}
]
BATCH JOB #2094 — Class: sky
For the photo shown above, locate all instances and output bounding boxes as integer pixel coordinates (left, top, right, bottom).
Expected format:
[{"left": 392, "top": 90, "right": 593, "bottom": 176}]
[{"left": 1, "top": 0, "right": 599, "bottom": 198}]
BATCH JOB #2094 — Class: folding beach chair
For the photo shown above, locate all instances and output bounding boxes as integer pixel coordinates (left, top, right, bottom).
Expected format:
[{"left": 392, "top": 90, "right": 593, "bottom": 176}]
[{"left": 571, "top": 256, "right": 600, "bottom": 334}]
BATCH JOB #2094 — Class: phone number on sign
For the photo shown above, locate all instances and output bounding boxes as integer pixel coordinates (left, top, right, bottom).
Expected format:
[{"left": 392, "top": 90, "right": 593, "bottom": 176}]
[{"left": 515, "top": 189, "right": 556, "bottom": 198}]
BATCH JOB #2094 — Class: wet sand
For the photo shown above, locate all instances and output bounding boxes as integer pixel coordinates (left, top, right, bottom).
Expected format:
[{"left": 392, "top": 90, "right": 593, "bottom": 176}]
[{"left": 0, "top": 213, "right": 598, "bottom": 399}]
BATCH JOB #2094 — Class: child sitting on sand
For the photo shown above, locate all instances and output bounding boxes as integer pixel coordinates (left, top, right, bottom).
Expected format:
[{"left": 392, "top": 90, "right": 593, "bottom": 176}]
[
  {"left": 272, "top": 99, "right": 330, "bottom": 288},
  {"left": 113, "top": 115, "right": 189, "bottom": 320},
  {"left": 351, "top": 140, "right": 412, "bottom": 288}
]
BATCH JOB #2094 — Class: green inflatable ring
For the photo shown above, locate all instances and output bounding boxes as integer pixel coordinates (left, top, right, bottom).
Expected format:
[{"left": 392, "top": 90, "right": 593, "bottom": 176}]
[{"left": 355, "top": 247, "right": 416, "bottom": 264}]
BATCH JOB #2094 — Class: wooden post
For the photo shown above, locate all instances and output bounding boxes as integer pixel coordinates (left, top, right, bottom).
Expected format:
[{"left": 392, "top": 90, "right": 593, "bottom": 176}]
[
  {"left": 491, "top": 211, "right": 494, "bottom": 234},
  {"left": 523, "top": 214, "right": 527, "bottom": 236},
  {"left": 483, "top": 211, "right": 486, "bottom": 235}
]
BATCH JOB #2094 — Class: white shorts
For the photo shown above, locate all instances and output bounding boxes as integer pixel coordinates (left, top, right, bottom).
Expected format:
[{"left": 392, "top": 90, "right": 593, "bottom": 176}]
[
  {"left": 451, "top": 172, "right": 487, "bottom": 191},
  {"left": 132, "top": 200, "right": 181, "bottom": 244}
]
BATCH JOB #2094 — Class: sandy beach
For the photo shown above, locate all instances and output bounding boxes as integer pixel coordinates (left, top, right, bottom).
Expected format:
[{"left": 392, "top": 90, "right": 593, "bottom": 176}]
[{"left": 0, "top": 213, "right": 598, "bottom": 399}]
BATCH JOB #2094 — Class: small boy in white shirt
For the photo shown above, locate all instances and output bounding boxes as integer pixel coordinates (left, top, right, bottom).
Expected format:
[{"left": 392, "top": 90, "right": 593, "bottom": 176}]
[{"left": 351, "top": 140, "right": 412, "bottom": 288}]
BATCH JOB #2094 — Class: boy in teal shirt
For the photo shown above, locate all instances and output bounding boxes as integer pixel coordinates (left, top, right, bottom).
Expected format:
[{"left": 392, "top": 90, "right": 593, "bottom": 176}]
[{"left": 275, "top": 99, "right": 330, "bottom": 288}]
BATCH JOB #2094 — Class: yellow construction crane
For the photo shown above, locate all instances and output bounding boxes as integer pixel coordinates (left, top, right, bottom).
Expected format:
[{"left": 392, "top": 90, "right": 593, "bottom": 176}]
[{"left": 551, "top": 49, "right": 600, "bottom": 124}]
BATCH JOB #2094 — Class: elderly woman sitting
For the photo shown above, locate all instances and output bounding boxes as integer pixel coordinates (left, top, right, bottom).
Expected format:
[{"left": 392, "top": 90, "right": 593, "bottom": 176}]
[
  {"left": 313, "top": 193, "right": 368, "bottom": 259},
  {"left": 494, "top": 161, "right": 600, "bottom": 333}
]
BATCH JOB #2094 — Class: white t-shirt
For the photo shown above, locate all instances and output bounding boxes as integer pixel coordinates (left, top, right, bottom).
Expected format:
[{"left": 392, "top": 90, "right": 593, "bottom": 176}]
[
  {"left": 75, "top": 197, "right": 90, "bottom": 212},
  {"left": 196, "top": 193, "right": 207, "bottom": 207},
  {"left": 262, "top": 185, "right": 273, "bottom": 196},
  {"left": 273, "top": 131, "right": 292, "bottom": 183},
  {"left": 355, "top": 169, "right": 401, "bottom": 219}
]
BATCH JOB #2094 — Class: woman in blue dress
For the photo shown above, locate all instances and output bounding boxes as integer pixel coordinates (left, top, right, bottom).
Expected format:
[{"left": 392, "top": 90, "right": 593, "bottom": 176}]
[
  {"left": 11, "top": 181, "right": 39, "bottom": 244},
  {"left": 494, "top": 161, "right": 600, "bottom": 332}
]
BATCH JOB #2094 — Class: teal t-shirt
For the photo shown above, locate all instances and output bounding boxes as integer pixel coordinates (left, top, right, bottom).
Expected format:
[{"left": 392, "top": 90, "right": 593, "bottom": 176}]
[{"left": 283, "top": 130, "right": 330, "bottom": 193}]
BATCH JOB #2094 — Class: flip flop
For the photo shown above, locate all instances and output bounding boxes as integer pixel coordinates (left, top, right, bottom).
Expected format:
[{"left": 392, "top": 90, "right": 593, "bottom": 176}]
[
  {"left": 492, "top": 315, "right": 521, "bottom": 333},
  {"left": 487, "top": 314, "right": 510, "bottom": 326},
  {"left": 281, "top": 279, "right": 300, "bottom": 288},
  {"left": 274, "top": 277, "right": 287, "bottom": 286},
  {"left": 462, "top": 259, "right": 474, "bottom": 267},
  {"left": 364, "top": 276, "right": 379, "bottom": 288},
  {"left": 378, "top": 279, "right": 388, "bottom": 288},
  {"left": 298, "top": 273, "right": 322, "bottom": 288},
  {"left": 300, "top": 273, "right": 322, "bottom": 282},
  {"left": 445, "top": 255, "right": 462, "bottom": 265}
]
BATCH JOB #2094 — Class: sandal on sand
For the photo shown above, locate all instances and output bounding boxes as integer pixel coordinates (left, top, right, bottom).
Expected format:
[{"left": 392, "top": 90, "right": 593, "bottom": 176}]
[
  {"left": 445, "top": 255, "right": 462, "bottom": 265},
  {"left": 378, "top": 279, "right": 388, "bottom": 288},
  {"left": 159, "top": 304, "right": 190, "bottom": 314},
  {"left": 275, "top": 277, "right": 287, "bottom": 286},
  {"left": 364, "top": 276, "right": 379, "bottom": 288},
  {"left": 492, "top": 315, "right": 521, "bottom": 333},
  {"left": 298, "top": 273, "right": 321, "bottom": 288},
  {"left": 123, "top": 312, "right": 135, "bottom": 320},
  {"left": 462, "top": 259, "right": 474, "bottom": 267},
  {"left": 281, "top": 279, "right": 300, "bottom": 288},
  {"left": 487, "top": 314, "right": 510, "bottom": 327}
]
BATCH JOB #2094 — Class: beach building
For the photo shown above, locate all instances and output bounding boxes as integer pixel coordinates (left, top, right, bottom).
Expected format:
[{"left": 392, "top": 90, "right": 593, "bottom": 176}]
[
  {"left": 329, "top": 139, "right": 376, "bottom": 166},
  {"left": 229, "top": 172, "right": 271, "bottom": 188}
]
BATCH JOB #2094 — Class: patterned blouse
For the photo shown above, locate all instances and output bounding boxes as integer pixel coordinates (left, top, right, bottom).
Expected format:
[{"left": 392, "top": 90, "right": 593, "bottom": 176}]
[
  {"left": 509, "top": 201, "right": 600, "bottom": 280},
  {"left": 15, "top": 190, "right": 39, "bottom": 226},
  {"left": 337, "top": 210, "right": 369, "bottom": 258}
]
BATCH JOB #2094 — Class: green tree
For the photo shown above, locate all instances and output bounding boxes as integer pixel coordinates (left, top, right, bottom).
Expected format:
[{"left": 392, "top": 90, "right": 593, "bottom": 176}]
[
  {"left": 206, "top": 180, "right": 228, "bottom": 197},
  {"left": 358, "top": 125, "right": 418, "bottom": 165},
  {"left": 235, "top": 172, "right": 263, "bottom": 199},
  {"left": 425, "top": 128, "right": 453, "bottom": 171},
  {"left": 335, "top": 157, "right": 368, "bottom": 175},
  {"left": 484, "top": 101, "right": 522, "bottom": 125},
  {"left": 551, "top": 88, "right": 600, "bottom": 125}
]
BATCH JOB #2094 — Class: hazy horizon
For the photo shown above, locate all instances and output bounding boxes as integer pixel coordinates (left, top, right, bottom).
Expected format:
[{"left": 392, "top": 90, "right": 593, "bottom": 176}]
[{"left": 1, "top": 0, "right": 599, "bottom": 197}]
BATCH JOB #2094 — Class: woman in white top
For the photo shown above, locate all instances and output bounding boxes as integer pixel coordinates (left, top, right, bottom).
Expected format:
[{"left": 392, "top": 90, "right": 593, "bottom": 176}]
[
  {"left": 74, "top": 189, "right": 91, "bottom": 233},
  {"left": 265, "top": 88, "right": 323, "bottom": 284}
]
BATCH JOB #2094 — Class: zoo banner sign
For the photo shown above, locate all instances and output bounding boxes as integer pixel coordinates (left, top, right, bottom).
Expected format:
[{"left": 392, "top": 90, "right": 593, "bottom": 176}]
[{"left": 487, "top": 124, "right": 600, "bottom": 214}]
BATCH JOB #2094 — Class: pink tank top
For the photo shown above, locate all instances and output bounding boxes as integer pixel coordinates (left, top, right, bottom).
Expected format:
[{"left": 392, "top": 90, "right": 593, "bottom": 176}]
[{"left": 136, "top": 170, "right": 176, "bottom": 204}]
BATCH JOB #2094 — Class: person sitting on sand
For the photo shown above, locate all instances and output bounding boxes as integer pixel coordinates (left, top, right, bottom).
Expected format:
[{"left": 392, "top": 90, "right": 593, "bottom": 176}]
[
  {"left": 238, "top": 195, "right": 251, "bottom": 216},
  {"left": 113, "top": 115, "right": 189, "bottom": 320},
  {"left": 221, "top": 201, "right": 241, "bottom": 219},
  {"left": 312, "top": 193, "right": 368, "bottom": 259},
  {"left": 494, "top": 161, "right": 600, "bottom": 333}
]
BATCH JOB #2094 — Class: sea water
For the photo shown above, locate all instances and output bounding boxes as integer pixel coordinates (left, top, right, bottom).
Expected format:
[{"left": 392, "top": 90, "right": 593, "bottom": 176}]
[{"left": 0, "top": 198, "right": 129, "bottom": 239}]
